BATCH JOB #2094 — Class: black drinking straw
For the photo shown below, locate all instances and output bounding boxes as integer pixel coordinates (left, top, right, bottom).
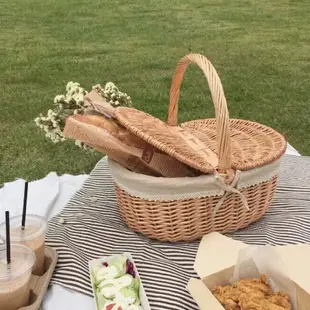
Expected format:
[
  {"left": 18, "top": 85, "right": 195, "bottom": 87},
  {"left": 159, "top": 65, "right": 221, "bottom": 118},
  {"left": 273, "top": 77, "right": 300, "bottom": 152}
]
[
  {"left": 5, "top": 211, "right": 11, "bottom": 265},
  {"left": 21, "top": 181, "right": 28, "bottom": 229}
]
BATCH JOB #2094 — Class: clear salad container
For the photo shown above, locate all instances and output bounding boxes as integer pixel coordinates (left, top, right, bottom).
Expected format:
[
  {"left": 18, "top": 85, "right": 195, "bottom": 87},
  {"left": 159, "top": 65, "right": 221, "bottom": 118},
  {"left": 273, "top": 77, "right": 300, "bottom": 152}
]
[{"left": 89, "top": 253, "right": 151, "bottom": 310}]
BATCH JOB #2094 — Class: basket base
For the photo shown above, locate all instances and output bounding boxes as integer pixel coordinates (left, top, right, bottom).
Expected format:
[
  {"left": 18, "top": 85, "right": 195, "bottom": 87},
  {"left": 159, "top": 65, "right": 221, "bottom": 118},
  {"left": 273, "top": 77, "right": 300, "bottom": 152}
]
[{"left": 114, "top": 176, "right": 278, "bottom": 242}]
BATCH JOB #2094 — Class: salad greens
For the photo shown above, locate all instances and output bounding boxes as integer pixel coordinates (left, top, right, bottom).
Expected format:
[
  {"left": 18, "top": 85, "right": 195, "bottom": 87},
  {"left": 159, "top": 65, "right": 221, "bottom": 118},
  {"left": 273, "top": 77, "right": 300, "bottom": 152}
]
[{"left": 91, "top": 254, "right": 143, "bottom": 310}]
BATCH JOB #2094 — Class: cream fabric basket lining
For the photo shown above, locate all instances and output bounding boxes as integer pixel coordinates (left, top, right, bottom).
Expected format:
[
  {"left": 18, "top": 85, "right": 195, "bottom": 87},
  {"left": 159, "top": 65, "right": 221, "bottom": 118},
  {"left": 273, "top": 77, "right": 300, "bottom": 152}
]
[{"left": 108, "top": 158, "right": 281, "bottom": 202}]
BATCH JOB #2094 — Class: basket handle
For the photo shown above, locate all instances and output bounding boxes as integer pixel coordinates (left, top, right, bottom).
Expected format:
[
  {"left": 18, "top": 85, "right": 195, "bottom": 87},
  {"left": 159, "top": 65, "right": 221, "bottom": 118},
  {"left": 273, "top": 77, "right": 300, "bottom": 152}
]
[{"left": 168, "top": 53, "right": 231, "bottom": 173}]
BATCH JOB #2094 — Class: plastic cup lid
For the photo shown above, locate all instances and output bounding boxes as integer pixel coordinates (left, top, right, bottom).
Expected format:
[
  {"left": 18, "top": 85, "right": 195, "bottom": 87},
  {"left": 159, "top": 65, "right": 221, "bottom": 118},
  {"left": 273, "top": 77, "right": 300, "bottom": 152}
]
[
  {"left": 0, "top": 214, "right": 47, "bottom": 242},
  {"left": 0, "top": 244, "right": 36, "bottom": 281}
]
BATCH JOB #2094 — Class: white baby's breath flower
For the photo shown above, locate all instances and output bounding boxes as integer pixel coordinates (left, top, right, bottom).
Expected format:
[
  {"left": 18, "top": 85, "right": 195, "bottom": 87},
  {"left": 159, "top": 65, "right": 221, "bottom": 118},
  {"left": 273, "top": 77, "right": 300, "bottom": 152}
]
[
  {"left": 92, "top": 84, "right": 102, "bottom": 92},
  {"left": 36, "top": 80, "right": 131, "bottom": 150},
  {"left": 78, "top": 93, "right": 84, "bottom": 103},
  {"left": 66, "top": 81, "right": 80, "bottom": 92},
  {"left": 105, "top": 82, "right": 117, "bottom": 91},
  {"left": 54, "top": 95, "right": 64, "bottom": 104},
  {"left": 75, "top": 140, "right": 82, "bottom": 147}
]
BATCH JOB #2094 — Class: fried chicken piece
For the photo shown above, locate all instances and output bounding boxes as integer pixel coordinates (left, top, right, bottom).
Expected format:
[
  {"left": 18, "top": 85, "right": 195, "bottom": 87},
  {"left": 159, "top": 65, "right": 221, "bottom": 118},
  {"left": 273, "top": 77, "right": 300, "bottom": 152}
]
[
  {"left": 239, "top": 297, "right": 290, "bottom": 310},
  {"left": 233, "top": 274, "right": 273, "bottom": 295},
  {"left": 267, "top": 292, "right": 292, "bottom": 310},
  {"left": 211, "top": 285, "right": 241, "bottom": 310},
  {"left": 211, "top": 274, "right": 292, "bottom": 310},
  {"left": 211, "top": 284, "right": 266, "bottom": 309},
  {"left": 217, "top": 299, "right": 239, "bottom": 310},
  {"left": 212, "top": 285, "right": 241, "bottom": 301},
  {"left": 237, "top": 286, "right": 266, "bottom": 300}
]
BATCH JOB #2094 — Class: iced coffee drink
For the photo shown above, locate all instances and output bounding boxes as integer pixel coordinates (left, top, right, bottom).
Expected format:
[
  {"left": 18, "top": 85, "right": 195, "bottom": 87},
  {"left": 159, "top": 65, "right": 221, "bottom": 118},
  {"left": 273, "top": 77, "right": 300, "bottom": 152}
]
[
  {"left": 0, "top": 244, "right": 35, "bottom": 310},
  {"left": 0, "top": 215, "right": 47, "bottom": 276}
]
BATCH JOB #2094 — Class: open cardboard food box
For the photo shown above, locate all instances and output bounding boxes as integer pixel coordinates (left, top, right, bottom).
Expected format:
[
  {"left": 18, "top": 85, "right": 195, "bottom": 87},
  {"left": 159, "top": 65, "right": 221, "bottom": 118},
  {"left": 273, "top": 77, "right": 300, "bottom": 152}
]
[{"left": 187, "top": 233, "right": 310, "bottom": 309}]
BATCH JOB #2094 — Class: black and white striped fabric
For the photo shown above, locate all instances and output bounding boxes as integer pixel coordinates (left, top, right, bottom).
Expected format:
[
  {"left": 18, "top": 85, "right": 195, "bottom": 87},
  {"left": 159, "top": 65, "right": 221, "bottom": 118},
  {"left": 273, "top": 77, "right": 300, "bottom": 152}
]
[{"left": 46, "top": 155, "right": 310, "bottom": 310}]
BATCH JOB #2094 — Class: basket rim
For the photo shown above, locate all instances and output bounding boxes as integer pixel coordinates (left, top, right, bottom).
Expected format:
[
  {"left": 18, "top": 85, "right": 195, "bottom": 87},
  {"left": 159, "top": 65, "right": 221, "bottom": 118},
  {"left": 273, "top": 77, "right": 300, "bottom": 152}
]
[{"left": 108, "top": 157, "right": 282, "bottom": 202}]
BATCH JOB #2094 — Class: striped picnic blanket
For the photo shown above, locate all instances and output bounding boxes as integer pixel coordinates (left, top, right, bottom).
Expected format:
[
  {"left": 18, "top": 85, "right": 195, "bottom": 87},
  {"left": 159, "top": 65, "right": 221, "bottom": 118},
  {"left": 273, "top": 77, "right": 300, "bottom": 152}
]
[{"left": 46, "top": 155, "right": 310, "bottom": 310}]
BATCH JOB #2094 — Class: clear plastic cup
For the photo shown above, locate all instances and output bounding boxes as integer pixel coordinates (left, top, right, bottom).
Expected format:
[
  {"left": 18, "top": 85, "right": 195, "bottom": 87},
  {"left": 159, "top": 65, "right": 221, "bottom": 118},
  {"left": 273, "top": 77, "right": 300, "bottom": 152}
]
[
  {"left": 0, "top": 244, "right": 35, "bottom": 310},
  {"left": 0, "top": 215, "right": 48, "bottom": 276}
]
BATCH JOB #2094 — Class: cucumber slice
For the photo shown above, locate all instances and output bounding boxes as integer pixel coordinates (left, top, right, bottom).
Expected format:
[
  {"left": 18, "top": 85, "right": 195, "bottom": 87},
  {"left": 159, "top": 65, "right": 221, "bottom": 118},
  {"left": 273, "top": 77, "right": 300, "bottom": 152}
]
[
  {"left": 98, "top": 279, "right": 117, "bottom": 289},
  {"left": 115, "top": 287, "right": 137, "bottom": 305},
  {"left": 109, "top": 255, "right": 127, "bottom": 271},
  {"left": 100, "top": 284, "right": 117, "bottom": 299},
  {"left": 95, "top": 266, "right": 119, "bottom": 283},
  {"left": 117, "top": 274, "right": 134, "bottom": 288}
]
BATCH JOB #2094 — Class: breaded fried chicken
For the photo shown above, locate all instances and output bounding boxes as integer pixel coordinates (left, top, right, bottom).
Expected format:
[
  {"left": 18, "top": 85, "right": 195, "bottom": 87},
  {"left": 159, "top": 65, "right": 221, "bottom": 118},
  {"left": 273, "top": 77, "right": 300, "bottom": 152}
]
[{"left": 211, "top": 274, "right": 292, "bottom": 310}]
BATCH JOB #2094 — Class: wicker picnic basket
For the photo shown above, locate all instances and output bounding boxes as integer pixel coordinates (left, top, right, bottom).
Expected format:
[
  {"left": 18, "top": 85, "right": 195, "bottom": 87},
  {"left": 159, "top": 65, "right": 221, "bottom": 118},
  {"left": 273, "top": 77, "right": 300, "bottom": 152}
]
[{"left": 108, "top": 53, "right": 287, "bottom": 242}]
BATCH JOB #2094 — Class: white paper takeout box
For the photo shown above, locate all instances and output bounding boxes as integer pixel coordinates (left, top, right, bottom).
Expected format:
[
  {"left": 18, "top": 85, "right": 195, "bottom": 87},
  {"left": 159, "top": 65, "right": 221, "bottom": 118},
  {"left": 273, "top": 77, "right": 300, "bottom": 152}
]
[
  {"left": 187, "top": 233, "right": 310, "bottom": 310},
  {"left": 89, "top": 252, "right": 151, "bottom": 310}
]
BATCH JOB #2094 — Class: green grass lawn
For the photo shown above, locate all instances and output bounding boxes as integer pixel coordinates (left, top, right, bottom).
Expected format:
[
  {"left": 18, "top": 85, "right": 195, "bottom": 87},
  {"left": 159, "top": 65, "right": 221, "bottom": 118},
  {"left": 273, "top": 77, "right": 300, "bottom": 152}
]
[{"left": 1, "top": 0, "right": 310, "bottom": 184}]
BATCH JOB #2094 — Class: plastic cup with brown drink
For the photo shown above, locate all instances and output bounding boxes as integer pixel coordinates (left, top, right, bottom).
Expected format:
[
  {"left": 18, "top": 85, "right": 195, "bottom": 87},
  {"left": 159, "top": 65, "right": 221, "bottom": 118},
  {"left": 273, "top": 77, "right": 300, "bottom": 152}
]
[
  {"left": 0, "top": 244, "right": 36, "bottom": 310},
  {"left": 0, "top": 215, "right": 48, "bottom": 276}
]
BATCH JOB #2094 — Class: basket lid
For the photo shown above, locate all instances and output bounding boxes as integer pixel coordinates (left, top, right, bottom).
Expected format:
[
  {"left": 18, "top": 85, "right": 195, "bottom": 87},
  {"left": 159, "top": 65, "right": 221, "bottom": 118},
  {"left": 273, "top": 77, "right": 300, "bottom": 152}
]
[
  {"left": 182, "top": 119, "right": 287, "bottom": 171},
  {"left": 85, "top": 87, "right": 220, "bottom": 173},
  {"left": 115, "top": 107, "right": 219, "bottom": 174}
]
